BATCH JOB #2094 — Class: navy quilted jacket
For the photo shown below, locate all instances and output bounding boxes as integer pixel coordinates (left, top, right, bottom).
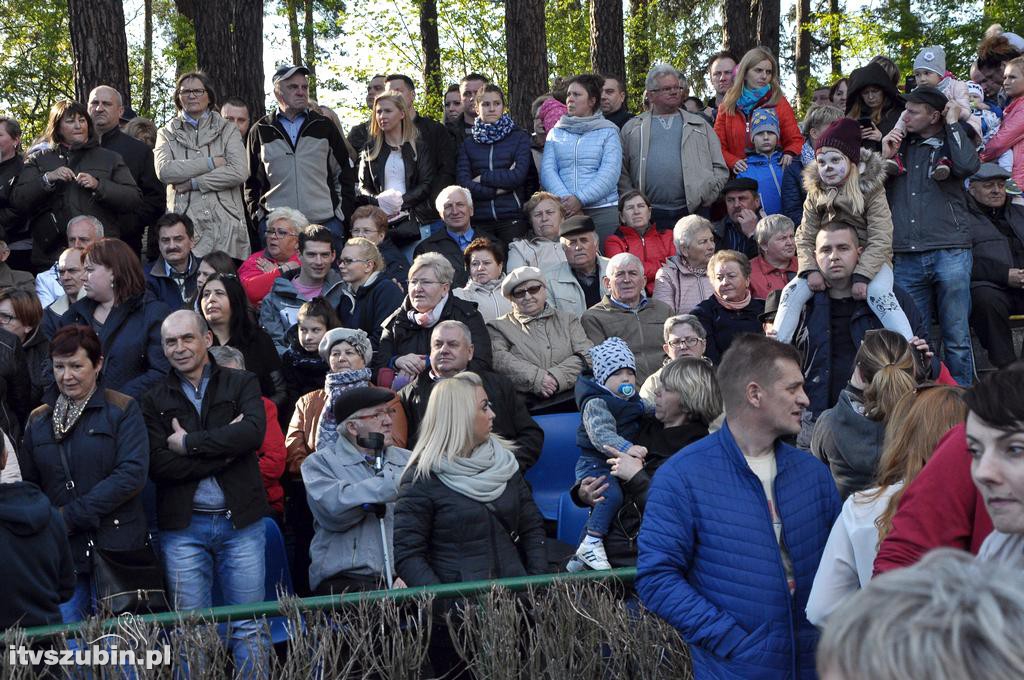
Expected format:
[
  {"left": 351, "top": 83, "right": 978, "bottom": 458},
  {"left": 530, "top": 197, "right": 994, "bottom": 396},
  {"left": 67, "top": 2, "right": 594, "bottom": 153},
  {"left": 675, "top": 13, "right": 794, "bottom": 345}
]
[{"left": 637, "top": 422, "right": 840, "bottom": 679}]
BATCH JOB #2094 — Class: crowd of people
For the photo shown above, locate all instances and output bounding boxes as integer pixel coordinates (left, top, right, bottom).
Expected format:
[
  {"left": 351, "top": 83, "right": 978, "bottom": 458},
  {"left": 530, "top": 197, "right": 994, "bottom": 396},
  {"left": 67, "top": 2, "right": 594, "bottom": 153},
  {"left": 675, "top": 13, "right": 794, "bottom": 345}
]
[{"left": 1, "top": 22, "right": 1024, "bottom": 680}]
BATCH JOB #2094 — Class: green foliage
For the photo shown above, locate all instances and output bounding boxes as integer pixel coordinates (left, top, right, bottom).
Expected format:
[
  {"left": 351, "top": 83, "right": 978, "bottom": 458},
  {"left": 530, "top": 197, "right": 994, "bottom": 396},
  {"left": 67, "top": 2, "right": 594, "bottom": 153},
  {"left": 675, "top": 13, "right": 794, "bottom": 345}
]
[
  {"left": 546, "top": 0, "right": 590, "bottom": 83},
  {"left": 0, "top": 0, "right": 74, "bottom": 141}
]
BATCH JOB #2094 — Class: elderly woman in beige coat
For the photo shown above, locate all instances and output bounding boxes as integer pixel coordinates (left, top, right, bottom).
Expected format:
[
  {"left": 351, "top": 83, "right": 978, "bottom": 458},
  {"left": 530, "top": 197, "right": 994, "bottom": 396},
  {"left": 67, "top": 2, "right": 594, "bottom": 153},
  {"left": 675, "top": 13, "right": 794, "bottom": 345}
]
[
  {"left": 154, "top": 70, "right": 250, "bottom": 260},
  {"left": 487, "top": 266, "right": 593, "bottom": 407}
]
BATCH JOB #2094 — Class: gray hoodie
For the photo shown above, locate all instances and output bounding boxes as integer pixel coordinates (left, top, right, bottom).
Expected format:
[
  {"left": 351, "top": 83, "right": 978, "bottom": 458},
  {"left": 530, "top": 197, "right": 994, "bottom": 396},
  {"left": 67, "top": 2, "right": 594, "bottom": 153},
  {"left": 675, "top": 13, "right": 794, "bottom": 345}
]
[{"left": 810, "top": 388, "right": 886, "bottom": 500}]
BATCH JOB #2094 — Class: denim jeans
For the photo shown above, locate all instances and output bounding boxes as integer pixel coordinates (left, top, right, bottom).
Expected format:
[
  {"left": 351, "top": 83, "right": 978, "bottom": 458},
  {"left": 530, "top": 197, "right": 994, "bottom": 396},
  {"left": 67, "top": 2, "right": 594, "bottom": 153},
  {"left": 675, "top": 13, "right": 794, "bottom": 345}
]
[
  {"left": 894, "top": 248, "right": 976, "bottom": 385},
  {"left": 162, "top": 513, "right": 268, "bottom": 679},
  {"left": 575, "top": 453, "right": 623, "bottom": 538},
  {"left": 59, "top": 574, "right": 96, "bottom": 623}
]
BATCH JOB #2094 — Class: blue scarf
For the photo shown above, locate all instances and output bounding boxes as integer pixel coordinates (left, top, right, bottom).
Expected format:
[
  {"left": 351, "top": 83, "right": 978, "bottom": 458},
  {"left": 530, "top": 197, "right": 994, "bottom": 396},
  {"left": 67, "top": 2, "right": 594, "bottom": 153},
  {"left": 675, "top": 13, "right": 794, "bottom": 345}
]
[
  {"left": 471, "top": 113, "right": 516, "bottom": 144},
  {"left": 738, "top": 85, "right": 771, "bottom": 115},
  {"left": 315, "top": 367, "right": 374, "bottom": 449}
]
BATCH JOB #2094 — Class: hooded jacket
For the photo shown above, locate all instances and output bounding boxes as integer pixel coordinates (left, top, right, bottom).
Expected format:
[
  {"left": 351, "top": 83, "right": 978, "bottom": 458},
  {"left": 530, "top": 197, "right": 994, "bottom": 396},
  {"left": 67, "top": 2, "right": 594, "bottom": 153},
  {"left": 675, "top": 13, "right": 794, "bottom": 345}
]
[
  {"left": 540, "top": 114, "right": 622, "bottom": 209},
  {"left": 301, "top": 436, "right": 411, "bottom": 590},
  {"left": 810, "top": 388, "right": 887, "bottom": 499},
  {"left": 652, "top": 255, "right": 714, "bottom": 314},
  {"left": 980, "top": 95, "right": 1024, "bottom": 189},
  {"left": 259, "top": 268, "right": 346, "bottom": 355},
  {"left": 154, "top": 111, "right": 251, "bottom": 260},
  {"left": 845, "top": 63, "right": 905, "bottom": 151},
  {"left": 796, "top": 149, "right": 893, "bottom": 282},
  {"left": 0, "top": 482, "right": 75, "bottom": 629},
  {"left": 456, "top": 125, "right": 532, "bottom": 222},
  {"left": 13, "top": 138, "right": 144, "bottom": 266},
  {"left": 737, "top": 151, "right": 804, "bottom": 223}
]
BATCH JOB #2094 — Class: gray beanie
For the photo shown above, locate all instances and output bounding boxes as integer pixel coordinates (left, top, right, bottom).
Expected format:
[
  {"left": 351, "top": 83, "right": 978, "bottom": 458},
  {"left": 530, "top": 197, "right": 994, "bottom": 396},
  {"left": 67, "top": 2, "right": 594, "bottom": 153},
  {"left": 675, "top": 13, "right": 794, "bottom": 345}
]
[
  {"left": 913, "top": 46, "right": 946, "bottom": 77},
  {"left": 319, "top": 327, "right": 372, "bottom": 364},
  {"left": 589, "top": 337, "right": 637, "bottom": 386}
]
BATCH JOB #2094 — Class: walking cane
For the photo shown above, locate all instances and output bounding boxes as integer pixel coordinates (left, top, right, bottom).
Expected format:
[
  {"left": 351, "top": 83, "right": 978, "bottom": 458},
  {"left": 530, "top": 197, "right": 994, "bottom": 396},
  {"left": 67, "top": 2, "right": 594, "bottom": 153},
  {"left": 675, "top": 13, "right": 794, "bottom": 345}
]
[{"left": 357, "top": 432, "right": 394, "bottom": 589}]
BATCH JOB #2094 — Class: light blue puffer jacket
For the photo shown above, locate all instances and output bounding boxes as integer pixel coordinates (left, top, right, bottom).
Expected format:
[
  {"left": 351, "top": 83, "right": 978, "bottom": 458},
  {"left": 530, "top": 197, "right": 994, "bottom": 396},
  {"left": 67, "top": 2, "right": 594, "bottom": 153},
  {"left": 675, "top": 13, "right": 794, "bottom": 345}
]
[
  {"left": 637, "top": 422, "right": 840, "bottom": 680},
  {"left": 540, "top": 113, "right": 621, "bottom": 209}
]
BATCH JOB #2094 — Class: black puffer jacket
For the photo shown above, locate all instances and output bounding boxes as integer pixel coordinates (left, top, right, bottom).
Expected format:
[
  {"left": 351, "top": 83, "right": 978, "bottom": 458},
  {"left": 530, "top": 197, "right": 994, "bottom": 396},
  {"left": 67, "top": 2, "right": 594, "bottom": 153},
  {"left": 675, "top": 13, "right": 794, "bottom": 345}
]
[
  {"left": 12, "top": 138, "right": 143, "bottom": 267},
  {"left": 0, "top": 328, "right": 30, "bottom": 442},
  {"left": 394, "top": 466, "right": 547, "bottom": 586}
]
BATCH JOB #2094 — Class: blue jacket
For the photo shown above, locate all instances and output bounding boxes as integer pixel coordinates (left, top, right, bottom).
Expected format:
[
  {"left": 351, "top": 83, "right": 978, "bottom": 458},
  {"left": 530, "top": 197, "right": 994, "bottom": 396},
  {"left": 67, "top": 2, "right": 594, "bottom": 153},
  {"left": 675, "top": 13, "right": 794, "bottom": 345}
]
[
  {"left": 574, "top": 375, "right": 644, "bottom": 458},
  {"left": 637, "top": 422, "right": 840, "bottom": 679},
  {"left": 540, "top": 115, "right": 621, "bottom": 209},
  {"left": 145, "top": 254, "right": 201, "bottom": 311},
  {"left": 737, "top": 151, "right": 803, "bottom": 224},
  {"left": 792, "top": 286, "right": 934, "bottom": 416},
  {"left": 58, "top": 292, "right": 172, "bottom": 400},
  {"left": 456, "top": 127, "right": 532, "bottom": 222},
  {"left": 20, "top": 389, "right": 150, "bottom": 573},
  {"left": 337, "top": 272, "right": 405, "bottom": 350}
]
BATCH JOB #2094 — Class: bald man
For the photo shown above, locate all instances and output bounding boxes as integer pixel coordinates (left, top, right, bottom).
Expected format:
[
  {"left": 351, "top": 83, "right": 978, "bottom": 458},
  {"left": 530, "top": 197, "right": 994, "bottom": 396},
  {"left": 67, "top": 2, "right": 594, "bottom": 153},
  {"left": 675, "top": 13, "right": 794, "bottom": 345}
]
[{"left": 87, "top": 85, "right": 165, "bottom": 254}]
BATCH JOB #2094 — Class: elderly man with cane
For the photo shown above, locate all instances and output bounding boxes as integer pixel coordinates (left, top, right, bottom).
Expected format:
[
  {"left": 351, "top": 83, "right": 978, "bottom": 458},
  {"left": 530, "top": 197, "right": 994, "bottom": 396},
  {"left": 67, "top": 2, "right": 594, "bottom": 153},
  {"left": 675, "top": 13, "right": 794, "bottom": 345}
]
[{"left": 300, "top": 386, "right": 411, "bottom": 594}]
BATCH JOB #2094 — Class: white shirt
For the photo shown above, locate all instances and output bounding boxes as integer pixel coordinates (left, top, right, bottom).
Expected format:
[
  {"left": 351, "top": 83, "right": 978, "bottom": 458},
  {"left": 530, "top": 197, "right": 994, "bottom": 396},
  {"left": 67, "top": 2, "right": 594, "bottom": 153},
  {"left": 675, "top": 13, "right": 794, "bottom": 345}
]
[
  {"left": 383, "top": 151, "right": 407, "bottom": 195},
  {"left": 35, "top": 265, "right": 64, "bottom": 309},
  {"left": 806, "top": 483, "right": 901, "bottom": 627}
]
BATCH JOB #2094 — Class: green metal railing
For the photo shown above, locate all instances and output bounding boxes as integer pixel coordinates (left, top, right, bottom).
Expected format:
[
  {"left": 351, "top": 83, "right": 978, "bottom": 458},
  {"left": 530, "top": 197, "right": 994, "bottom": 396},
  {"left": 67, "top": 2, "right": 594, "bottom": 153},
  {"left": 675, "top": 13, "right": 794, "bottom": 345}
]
[{"left": 10, "top": 567, "right": 637, "bottom": 643}]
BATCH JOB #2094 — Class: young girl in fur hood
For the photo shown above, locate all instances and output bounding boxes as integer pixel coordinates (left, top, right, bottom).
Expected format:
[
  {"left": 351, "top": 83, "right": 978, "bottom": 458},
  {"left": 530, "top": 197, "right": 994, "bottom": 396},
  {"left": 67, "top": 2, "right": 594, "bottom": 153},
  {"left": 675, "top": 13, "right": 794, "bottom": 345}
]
[{"left": 771, "top": 118, "right": 914, "bottom": 343}]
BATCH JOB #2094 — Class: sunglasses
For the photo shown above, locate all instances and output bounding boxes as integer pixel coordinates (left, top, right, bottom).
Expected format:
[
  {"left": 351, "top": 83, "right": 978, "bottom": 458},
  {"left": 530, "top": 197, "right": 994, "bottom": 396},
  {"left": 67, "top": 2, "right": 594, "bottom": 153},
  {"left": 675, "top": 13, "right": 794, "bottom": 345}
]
[{"left": 511, "top": 283, "right": 543, "bottom": 300}]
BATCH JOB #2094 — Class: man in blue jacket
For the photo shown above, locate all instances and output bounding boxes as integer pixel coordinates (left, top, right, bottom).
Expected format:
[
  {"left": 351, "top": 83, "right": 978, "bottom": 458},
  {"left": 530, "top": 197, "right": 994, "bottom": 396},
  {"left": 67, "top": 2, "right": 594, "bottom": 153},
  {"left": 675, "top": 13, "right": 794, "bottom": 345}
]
[
  {"left": 145, "top": 212, "right": 201, "bottom": 311},
  {"left": 637, "top": 333, "right": 840, "bottom": 679}
]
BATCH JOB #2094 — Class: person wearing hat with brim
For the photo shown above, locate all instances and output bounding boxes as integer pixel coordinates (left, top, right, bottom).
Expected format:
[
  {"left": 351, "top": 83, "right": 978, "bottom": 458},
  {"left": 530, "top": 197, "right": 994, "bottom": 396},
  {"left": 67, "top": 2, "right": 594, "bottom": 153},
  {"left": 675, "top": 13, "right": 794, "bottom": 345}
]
[
  {"left": 245, "top": 64, "right": 355, "bottom": 251},
  {"left": 486, "top": 266, "right": 593, "bottom": 408},
  {"left": 300, "top": 385, "right": 411, "bottom": 594},
  {"left": 966, "top": 162, "right": 1024, "bottom": 367},
  {"left": 711, "top": 177, "right": 764, "bottom": 259},
  {"left": 880, "top": 82, "right": 981, "bottom": 386},
  {"left": 557, "top": 214, "right": 610, "bottom": 315}
]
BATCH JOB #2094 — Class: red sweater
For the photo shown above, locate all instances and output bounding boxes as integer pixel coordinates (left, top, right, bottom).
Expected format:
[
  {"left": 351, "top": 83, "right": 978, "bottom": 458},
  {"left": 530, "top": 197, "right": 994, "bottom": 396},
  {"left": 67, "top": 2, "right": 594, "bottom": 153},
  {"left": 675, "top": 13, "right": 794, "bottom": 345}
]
[
  {"left": 713, "top": 94, "right": 804, "bottom": 171},
  {"left": 604, "top": 225, "right": 675, "bottom": 296},
  {"left": 873, "top": 423, "right": 993, "bottom": 575}
]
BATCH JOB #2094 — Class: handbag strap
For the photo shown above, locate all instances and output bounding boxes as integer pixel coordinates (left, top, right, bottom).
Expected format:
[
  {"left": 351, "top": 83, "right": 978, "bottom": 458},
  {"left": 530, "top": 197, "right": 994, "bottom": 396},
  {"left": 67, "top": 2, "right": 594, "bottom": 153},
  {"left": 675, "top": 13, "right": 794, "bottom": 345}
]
[
  {"left": 55, "top": 442, "right": 80, "bottom": 499},
  {"left": 483, "top": 501, "right": 519, "bottom": 542}
]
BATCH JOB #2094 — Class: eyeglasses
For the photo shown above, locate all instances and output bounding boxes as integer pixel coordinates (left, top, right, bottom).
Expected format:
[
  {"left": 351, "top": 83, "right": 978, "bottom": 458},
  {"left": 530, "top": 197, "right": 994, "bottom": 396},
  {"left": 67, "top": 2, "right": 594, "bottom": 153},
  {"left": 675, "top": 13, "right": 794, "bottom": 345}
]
[
  {"left": 339, "top": 257, "right": 371, "bottom": 266},
  {"left": 511, "top": 283, "right": 543, "bottom": 300},
  {"left": 408, "top": 279, "right": 440, "bottom": 287},
  {"left": 0, "top": 312, "right": 14, "bottom": 325},
  {"left": 180, "top": 88, "right": 207, "bottom": 98},
  {"left": 650, "top": 86, "right": 682, "bottom": 94},
  {"left": 667, "top": 337, "right": 704, "bottom": 349},
  {"left": 267, "top": 229, "right": 296, "bottom": 238},
  {"left": 351, "top": 407, "right": 396, "bottom": 421}
]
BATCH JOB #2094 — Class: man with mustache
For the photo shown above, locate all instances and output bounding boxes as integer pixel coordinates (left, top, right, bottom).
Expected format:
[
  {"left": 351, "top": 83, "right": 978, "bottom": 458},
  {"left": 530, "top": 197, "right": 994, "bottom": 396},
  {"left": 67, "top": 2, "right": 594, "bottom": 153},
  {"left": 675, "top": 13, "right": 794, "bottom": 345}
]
[{"left": 145, "top": 212, "right": 202, "bottom": 310}]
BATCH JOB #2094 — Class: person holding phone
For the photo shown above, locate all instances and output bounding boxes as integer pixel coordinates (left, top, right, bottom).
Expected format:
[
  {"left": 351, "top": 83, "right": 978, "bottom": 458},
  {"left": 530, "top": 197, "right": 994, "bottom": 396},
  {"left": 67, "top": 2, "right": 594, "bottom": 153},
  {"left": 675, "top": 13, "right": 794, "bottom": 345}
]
[{"left": 845, "top": 62, "right": 905, "bottom": 153}]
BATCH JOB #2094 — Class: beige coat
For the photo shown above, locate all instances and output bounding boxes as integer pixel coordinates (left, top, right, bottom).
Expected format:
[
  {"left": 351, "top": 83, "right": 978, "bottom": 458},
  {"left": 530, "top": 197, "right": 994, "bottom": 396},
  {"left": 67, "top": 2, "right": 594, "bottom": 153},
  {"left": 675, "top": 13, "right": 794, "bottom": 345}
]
[
  {"left": 154, "top": 111, "right": 251, "bottom": 260},
  {"left": 580, "top": 296, "right": 673, "bottom": 385},
  {"left": 453, "top": 278, "right": 513, "bottom": 322},
  {"left": 487, "top": 305, "right": 593, "bottom": 396}
]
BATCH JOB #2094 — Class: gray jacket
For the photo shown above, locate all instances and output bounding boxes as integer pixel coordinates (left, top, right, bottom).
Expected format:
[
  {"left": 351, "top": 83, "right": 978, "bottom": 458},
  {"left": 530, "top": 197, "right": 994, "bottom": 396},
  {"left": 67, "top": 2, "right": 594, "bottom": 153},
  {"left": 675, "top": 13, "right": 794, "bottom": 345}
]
[
  {"left": 301, "top": 436, "right": 411, "bottom": 590},
  {"left": 259, "top": 268, "right": 345, "bottom": 355},
  {"left": 886, "top": 122, "right": 980, "bottom": 253}
]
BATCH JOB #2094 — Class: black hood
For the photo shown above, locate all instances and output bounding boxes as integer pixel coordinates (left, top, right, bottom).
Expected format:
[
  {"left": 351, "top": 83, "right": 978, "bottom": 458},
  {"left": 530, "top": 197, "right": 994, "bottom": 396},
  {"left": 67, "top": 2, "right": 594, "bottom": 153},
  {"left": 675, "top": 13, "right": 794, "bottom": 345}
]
[
  {"left": 0, "top": 482, "right": 55, "bottom": 536},
  {"left": 846, "top": 63, "right": 905, "bottom": 115}
]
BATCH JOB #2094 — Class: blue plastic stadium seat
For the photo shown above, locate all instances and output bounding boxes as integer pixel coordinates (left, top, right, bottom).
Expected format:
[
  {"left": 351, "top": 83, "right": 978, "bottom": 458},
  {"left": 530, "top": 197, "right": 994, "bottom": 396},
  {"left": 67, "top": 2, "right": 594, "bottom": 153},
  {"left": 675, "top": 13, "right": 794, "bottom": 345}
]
[
  {"left": 556, "top": 491, "right": 589, "bottom": 545},
  {"left": 525, "top": 412, "right": 582, "bottom": 521}
]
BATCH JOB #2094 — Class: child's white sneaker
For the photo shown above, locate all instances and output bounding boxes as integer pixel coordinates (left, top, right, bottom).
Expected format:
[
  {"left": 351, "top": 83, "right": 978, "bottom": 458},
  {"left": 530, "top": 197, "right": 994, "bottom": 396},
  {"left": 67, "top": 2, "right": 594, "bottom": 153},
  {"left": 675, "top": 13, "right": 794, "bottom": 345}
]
[
  {"left": 574, "top": 538, "right": 612, "bottom": 570},
  {"left": 565, "top": 556, "right": 586, "bottom": 572}
]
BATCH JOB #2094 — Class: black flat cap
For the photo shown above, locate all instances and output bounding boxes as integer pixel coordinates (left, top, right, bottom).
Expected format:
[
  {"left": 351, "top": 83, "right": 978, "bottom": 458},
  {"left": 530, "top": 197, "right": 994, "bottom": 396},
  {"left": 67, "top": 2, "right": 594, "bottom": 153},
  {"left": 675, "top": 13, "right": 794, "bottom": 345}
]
[
  {"left": 722, "top": 177, "right": 759, "bottom": 195},
  {"left": 904, "top": 85, "right": 948, "bottom": 112},
  {"left": 332, "top": 386, "right": 394, "bottom": 424},
  {"left": 272, "top": 64, "right": 311, "bottom": 84}
]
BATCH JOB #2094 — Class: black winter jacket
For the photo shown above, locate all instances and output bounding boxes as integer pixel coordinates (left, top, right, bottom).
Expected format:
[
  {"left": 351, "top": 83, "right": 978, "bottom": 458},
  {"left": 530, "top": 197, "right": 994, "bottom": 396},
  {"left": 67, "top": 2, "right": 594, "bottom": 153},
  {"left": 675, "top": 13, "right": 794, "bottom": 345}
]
[
  {"left": 969, "top": 198, "right": 1024, "bottom": 289},
  {"left": 374, "top": 294, "right": 493, "bottom": 376},
  {"left": 337, "top": 272, "right": 405, "bottom": 349},
  {"left": 394, "top": 466, "right": 547, "bottom": 586},
  {"left": 0, "top": 154, "right": 27, "bottom": 242},
  {"left": 0, "top": 328, "right": 30, "bottom": 442},
  {"left": 21, "top": 389, "right": 150, "bottom": 573},
  {"left": 99, "top": 126, "right": 166, "bottom": 248},
  {"left": 414, "top": 113, "right": 456, "bottom": 219},
  {"left": 0, "top": 481, "right": 75, "bottom": 628},
  {"left": 399, "top": 369, "right": 544, "bottom": 470},
  {"left": 141, "top": 360, "right": 270, "bottom": 531},
  {"left": 12, "top": 138, "right": 144, "bottom": 266},
  {"left": 691, "top": 295, "right": 766, "bottom": 364},
  {"left": 357, "top": 142, "right": 436, "bottom": 225}
]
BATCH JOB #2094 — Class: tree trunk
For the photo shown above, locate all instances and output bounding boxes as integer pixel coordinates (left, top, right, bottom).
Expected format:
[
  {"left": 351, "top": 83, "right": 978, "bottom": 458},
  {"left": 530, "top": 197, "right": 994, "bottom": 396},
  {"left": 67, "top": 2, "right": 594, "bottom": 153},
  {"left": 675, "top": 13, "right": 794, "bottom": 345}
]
[
  {"left": 722, "top": 0, "right": 757, "bottom": 62},
  {"left": 829, "top": 0, "right": 842, "bottom": 77},
  {"left": 303, "top": 0, "right": 317, "bottom": 100},
  {"left": 626, "top": 0, "right": 649, "bottom": 109},
  {"left": 419, "top": 0, "right": 442, "bottom": 114},
  {"left": 67, "top": 0, "right": 131, "bottom": 106},
  {"left": 756, "top": 0, "right": 781, "bottom": 58},
  {"left": 142, "top": 0, "right": 153, "bottom": 115},
  {"left": 794, "top": 0, "right": 811, "bottom": 103},
  {"left": 505, "top": 0, "right": 548, "bottom": 128},
  {"left": 589, "top": 0, "right": 625, "bottom": 82},
  {"left": 193, "top": 0, "right": 265, "bottom": 118},
  {"left": 172, "top": 0, "right": 197, "bottom": 77},
  {"left": 287, "top": 0, "right": 302, "bottom": 66}
]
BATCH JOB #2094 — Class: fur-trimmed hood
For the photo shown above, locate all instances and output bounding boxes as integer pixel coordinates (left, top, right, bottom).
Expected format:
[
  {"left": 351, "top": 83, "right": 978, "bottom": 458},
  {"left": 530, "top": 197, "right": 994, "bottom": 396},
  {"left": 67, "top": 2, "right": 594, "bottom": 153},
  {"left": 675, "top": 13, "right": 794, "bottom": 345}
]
[{"left": 802, "top": 148, "right": 887, "bottom": 200}]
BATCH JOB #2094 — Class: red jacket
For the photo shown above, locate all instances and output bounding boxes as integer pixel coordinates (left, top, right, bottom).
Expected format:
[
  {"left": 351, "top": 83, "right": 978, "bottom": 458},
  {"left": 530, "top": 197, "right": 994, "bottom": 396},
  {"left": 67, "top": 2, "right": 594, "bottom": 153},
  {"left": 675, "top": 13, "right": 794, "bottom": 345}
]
[
  {"left": 258, "top": 397, "right": 287, "bottom": 514},
  {"left": 713, "top": 94, "right": 804, "bottom": 171},
  {"left": 873, "top": 423, "right": 992, "bottom": 575},
  {"left": 238, "top": 249, "right": 301, "bottom": 306},
  {"left": 604, "top": 225, "right": 675, "bottom": 296}
]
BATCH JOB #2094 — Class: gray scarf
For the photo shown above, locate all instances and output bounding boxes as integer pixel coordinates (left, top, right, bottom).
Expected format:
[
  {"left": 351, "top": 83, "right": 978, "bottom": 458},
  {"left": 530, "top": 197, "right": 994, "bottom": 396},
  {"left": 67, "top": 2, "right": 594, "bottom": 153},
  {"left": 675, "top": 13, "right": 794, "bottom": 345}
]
[
  {"left": 553, "top": 112, "right": 618, "bottom": 136},
  {"left": 435, "top": 436, "right": 519, "bottom": 502}
]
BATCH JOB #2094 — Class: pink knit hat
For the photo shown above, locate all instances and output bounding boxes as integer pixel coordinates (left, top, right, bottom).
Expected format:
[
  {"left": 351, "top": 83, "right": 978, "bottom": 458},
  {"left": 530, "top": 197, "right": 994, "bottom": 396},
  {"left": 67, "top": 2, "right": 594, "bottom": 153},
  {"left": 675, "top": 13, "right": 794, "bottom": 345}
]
[{"left": 538, "top": 98, "right": 568, "bottom": 133}]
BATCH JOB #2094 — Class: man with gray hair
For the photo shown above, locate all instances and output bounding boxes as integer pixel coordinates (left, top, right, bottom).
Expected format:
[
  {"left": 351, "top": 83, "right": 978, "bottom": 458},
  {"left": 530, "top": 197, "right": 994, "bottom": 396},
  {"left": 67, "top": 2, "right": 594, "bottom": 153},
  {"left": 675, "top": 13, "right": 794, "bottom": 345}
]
[
  {"left": 619, "top": 63, "right": 728, "bottom": 229},
  {"left": 398, "top": 320, "right": 543, "bottom": 470},
  {"left": 413, "top": 185, "right": 497, "bottom": 288},
  {"left": 581, "top": 252, "right": 673, "bottom": 384},
  {"left": 35, "top": 215, "right": 104, "bottom": 308}
]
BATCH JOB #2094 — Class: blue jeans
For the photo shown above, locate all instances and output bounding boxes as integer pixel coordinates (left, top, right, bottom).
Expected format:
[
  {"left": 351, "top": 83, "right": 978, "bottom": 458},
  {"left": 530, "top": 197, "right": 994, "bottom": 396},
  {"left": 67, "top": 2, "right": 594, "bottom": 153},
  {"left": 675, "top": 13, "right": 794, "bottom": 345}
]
[
  {"left": 575, "top": 452, "right": 623, "bottom": 538},
  {"left": 894, "top": 248, "right": 976, "bottom": 385},
  {"left": 162, "top": 513, "right": 268, "bottom": 679},
  {"left": 60, "top": 574, "right": 96, "bottom": 623}
]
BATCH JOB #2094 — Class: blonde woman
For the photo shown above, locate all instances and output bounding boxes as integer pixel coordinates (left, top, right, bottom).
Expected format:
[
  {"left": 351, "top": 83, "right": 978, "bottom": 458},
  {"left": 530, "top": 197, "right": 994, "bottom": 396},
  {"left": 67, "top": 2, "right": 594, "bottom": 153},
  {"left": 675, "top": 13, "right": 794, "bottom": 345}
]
[{"left": 357, "top": 91, "right": 435, "bottom": 249}]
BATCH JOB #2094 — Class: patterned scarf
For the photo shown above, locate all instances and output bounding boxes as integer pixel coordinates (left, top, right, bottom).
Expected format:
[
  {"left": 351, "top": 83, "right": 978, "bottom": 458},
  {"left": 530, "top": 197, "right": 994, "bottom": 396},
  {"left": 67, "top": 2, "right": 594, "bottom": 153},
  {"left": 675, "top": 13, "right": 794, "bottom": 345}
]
[
  {"left": 471, "top": 113, "right": 515, "bottom": 144},
  {"left": 315, "top": 368, "right": 373, "bottom": 449},
  {"left": 737, "top": 85, "right": 771, "bottom": 115},
  {"left": 52, "top": 386, "right": 97, "bottom": 442}
]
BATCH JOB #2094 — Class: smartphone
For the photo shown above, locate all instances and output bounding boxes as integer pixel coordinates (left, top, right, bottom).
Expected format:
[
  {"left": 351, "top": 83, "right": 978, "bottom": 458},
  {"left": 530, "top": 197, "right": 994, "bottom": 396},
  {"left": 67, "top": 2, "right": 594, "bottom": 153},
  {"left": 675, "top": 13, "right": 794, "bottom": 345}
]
[
  {"left": 857, "top": 117, "right": 874, "bottom": 129},
  {"left": 905, "top": 75, "right": 917, "bottom": 94}
]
